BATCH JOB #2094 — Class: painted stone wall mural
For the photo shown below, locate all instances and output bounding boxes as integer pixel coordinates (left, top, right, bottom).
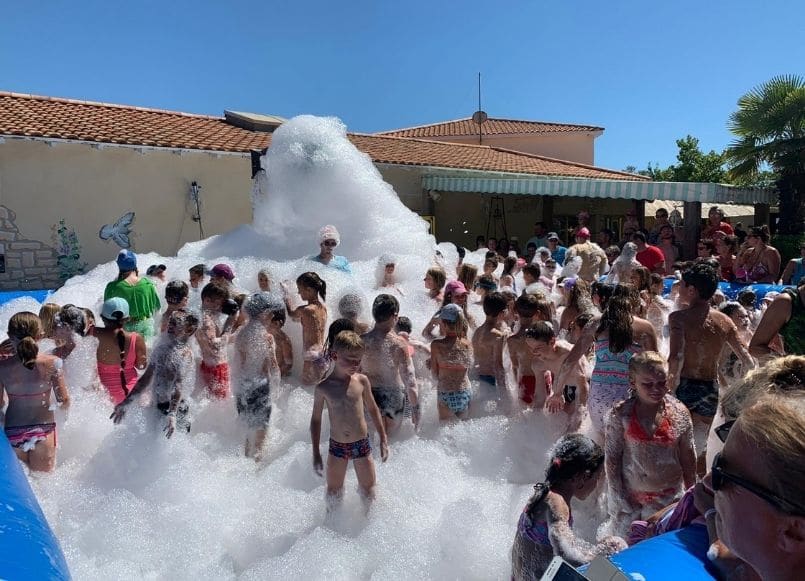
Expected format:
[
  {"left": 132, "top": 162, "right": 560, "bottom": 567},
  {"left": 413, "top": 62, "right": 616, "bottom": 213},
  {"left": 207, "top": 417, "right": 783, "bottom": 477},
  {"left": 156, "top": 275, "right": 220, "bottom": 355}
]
[
  {"left": 99, "top": 211, "right": 135, "bottom": 249},
  {"left": 52, "top": 219, "right": 87, "bottom": 282},
  {"left": 0, "top": 206, "right": 61, "bottom": 290}
]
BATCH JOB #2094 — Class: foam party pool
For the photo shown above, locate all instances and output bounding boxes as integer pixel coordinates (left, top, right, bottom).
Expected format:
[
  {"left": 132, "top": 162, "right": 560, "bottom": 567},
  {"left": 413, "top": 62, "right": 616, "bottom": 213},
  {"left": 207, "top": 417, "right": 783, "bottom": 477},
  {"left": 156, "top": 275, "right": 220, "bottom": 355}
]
[{"left": 7, "top": 116, "right": 614, "bottom": 581}]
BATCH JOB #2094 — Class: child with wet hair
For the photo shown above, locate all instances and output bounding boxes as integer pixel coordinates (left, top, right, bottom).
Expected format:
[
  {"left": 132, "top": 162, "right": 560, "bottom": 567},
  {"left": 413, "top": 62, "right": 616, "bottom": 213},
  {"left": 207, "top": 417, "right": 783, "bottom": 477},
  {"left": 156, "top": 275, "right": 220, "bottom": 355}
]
[
  {"left": 282, "top": 272, "right": 328, "bottom": 385},
  {"left": 605, "top": 242, "right": 641, "bottom": 285},
  {"left": 268, "top": 305, "right": 293, "bottom": 377},
  {"left": 0, "top": 312, "right": 70, "bottom": 472},
  {"left": 361, "top": 294, "right": 420, "bottom": 431},
  {"left": 430, "top": 304, "right": 474, "bottom": 421},
  {"left": 111, "top": 310, "right": 200, "bottom": 438},
  {"left": 511, "top": 434, "right": 626, "bottom": 580},
  {"left": 160, "top": 280, "right": 190, "bottom": 333},
  {"left": 234, "top": 292, "right": 282, "bottom": 460},
  {"left": 526, "top": 322, "right": 589, "bottom": 431},
  {"left": 196, "top": 282, "right": 238, "bottom": 399},
  {"left": 38, "top": 302, "right": 61, "bottom": 340},
  {"left": 52, "top": 304, "right": 87, "bottom": 359},
  {"left": 605, "top": 351, "right": 697, "bottom": 537},
  {"left": 310, "top": 331, "right": 388, "bottom": 509},
  {"left": 257, "top": 268, "right": 272, "bottom": 292},
  {"left": 508, "top": 294, "right": 545, "bottom": 407},
  {"left": 337, "top": 291, "right": 369, "bottom": 334},
  {"left": 472, "top": 292, "right": 511, "bottom": 397},
  {"left": 424, "top": 266, "right": 447, "bottom": 303}
]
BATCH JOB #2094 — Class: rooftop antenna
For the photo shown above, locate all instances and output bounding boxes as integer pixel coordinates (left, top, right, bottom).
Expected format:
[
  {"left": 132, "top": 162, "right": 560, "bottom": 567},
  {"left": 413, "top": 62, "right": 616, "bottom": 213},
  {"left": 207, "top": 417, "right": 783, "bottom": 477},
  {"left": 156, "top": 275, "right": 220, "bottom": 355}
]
[{"left": 471, "top": 72, "right": 487, "bottom": 145}]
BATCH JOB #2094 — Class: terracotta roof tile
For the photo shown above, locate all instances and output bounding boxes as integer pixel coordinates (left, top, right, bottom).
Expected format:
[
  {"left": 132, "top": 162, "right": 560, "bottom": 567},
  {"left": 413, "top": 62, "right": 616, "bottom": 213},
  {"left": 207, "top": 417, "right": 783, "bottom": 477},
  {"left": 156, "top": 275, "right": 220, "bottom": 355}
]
[
  {"left": 377, "top": 117, "right": 604, "bottom": 138},
  {"left": 345, "top": 134, "right": 645, "bottom": 181},
  {"left": 0, "top": 91, "right": 643, "bottom": 181}
]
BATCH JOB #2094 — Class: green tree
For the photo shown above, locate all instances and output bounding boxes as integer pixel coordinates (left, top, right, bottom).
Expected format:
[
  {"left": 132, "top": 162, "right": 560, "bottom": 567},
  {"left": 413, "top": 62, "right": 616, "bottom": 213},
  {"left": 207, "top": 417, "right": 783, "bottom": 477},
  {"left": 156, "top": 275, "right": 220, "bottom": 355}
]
[
  {"left": 725, "top": 75, "right": 805, "bottom": 239},
  {"left": 633, "top": 136, "right": 727, "bottom": 183}
]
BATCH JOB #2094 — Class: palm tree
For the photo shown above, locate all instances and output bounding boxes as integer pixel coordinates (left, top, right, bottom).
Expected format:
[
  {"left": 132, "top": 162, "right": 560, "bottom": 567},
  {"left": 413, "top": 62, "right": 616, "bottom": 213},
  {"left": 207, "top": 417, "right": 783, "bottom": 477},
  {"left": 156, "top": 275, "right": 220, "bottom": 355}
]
[{"left": 725, "top": 75, "right": 805, "bottom": 240}]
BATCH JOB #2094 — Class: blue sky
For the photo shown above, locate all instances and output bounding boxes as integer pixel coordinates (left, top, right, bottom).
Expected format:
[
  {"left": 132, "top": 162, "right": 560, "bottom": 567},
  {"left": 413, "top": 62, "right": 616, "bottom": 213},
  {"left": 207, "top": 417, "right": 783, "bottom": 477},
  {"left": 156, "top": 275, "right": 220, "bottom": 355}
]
[{"left": 2, "top": 0, "right": 803, "bottom": 171}]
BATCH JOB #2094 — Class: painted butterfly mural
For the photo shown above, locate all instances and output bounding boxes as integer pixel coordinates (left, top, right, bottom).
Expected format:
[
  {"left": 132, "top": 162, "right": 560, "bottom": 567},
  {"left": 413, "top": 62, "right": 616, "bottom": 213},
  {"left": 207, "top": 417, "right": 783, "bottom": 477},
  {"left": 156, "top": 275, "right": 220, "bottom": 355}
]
[{"left": 99, "top": 212, "right": 135, "bottom": 249}]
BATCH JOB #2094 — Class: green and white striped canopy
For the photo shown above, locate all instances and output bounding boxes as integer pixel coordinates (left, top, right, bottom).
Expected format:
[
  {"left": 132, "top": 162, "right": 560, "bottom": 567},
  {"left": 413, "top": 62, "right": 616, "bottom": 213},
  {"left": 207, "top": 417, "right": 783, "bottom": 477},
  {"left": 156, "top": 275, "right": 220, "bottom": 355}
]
[{"left": 421, "top": 174, "right": 776, "bottom": 205}]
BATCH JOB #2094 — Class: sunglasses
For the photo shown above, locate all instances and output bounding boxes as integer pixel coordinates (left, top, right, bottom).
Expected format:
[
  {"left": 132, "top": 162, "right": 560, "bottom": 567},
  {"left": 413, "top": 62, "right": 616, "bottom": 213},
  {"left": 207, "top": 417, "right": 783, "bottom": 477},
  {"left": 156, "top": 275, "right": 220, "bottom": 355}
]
[
  {"left": 711, "top": 452, "right": 804, "bottom": 515},
  {"left": 322, "top": 240, "right": 337, "bottom": 247},
  {"left": 714, "top": 420, "right": 734, "bottom": 443}
]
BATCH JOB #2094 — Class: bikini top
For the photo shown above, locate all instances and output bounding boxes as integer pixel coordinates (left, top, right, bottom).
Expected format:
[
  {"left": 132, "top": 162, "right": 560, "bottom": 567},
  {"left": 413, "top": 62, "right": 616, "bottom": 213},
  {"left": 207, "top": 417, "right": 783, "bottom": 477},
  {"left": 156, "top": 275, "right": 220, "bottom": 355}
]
[{"left": 518, "top": 506, "right": 574, "bottom": 547}]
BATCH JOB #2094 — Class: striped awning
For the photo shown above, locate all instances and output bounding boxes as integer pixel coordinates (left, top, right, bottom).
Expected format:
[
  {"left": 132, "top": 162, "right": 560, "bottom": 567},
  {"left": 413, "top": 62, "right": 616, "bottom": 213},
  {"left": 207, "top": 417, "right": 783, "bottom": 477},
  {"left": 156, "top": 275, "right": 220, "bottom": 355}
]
[{"left": 422, "top": 175, "right": 776, "bottom": 205}]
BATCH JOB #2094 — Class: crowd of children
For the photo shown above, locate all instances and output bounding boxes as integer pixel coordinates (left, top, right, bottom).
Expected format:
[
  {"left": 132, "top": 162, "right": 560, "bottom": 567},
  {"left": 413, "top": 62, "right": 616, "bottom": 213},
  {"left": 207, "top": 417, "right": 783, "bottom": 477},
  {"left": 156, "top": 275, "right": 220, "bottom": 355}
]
[{"left": 1, "top": 236, "right": 803, "bottom": 580}]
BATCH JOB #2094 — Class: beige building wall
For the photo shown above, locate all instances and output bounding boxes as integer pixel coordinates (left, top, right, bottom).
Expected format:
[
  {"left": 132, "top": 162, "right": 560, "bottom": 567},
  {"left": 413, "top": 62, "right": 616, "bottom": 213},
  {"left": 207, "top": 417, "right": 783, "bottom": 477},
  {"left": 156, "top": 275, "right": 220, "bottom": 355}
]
[
  {"left": 423, "top": 132, "right": 599, "bottom": 165},
  {"left": 0, "top": 139, "right": 253, "bottom": 285}
]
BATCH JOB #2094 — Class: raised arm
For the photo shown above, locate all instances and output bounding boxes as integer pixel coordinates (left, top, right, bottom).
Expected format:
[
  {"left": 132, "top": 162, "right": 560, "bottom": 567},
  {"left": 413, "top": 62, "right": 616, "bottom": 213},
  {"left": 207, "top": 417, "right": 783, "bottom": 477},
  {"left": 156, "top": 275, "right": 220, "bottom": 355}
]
[{"left": 749, "top": 296, "right": 789, "bottom": 360}]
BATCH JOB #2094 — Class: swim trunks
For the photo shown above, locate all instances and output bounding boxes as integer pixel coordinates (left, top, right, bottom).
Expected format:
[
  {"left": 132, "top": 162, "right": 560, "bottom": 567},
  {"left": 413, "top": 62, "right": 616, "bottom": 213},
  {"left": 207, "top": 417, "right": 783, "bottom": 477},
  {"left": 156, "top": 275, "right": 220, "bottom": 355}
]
[
  {"left": 519, "top": 375, "right": 537, "bottom": 404},
  {"left": 200, "top": 360, "right": 231, "bottom": 399},
  {"left": 438, "top": 389, "right": 472, "bottom": 414},
  {"left": 235, "top": 380, "right": 272, "bottom": 429},
  {"left": 478, "top": 374, "right": 496, "bottom": 386},
  {"left": 5, "top": 422, "right": 56, "bottom": 452},
  {"left": 157, "top": 400, "right": 192, "bottom": 433},
  {"left": 328, "top": 437, "right": 371, "bottom": 460},
  {"left": 371, "top": 386, "right": 406, "bottom": 420},
  {"left": 675, "top": 377, "right": 719, "bottom": 418}
]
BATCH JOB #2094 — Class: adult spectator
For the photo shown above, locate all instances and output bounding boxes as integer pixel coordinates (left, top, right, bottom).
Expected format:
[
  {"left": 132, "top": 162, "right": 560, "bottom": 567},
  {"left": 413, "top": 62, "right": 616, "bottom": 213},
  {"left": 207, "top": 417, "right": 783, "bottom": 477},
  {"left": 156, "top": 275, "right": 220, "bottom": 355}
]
[
  {"left": 750, "top": 278, "right": 805, "bottom": 357},
  {"left": 597, "top": 228, "right": 616, "bottom": 250},
  {"left": 716, "top": 236, "right": 739, "bottom": 282},
  {"left": 648, "top": 208, "right": 670, "bottom": 245},
  {"left": 734, "top": 226, "right": 780, "bottom": 284},
  {"left": 697, "top": 239, "right": 717, "bottom": 261},
  {"left": 712, "top": 391, "right": 805, "bottom": 581},
  {"left": 546, "top": 232, "right": 567, "bottom": 266},
  {"left": 475, "top": 235, "right": 486, "bottom": 250},
  {"left": 618, "top": 222, "right": 638, "bottom": 249},
  {"left": 657, "top": 224, "right": 682, "bottom": 273},
  {"left": 487, "top": 237, "right": 498, "bottom": 254},
  {"left": 604, "top": 245, "right": 620, "bottom": 267},
  {"left": 702, "top": 206, "right": 734, "bottom": 240},
  {"left": 632, "top": 232, "right": 666, "bottom": 274},
  {"left": 104, "top": 250, "right": 161, "bottom": 338},
  {"left": 526, "top": 221, "right": 549, "bottom": 250},
  {"left": 311, "top": 224, "right": 352, "bottom": 273},
  {"left": 733, "top": 222, "right": 747, "bottom": 245},
  {"left": 780, "top": 242, "right": 805, "bottom": 285},
  {"left": 564, "top": 227, "right": 607, "bottom": 282},
  {"left": 575, "top": 211, "right": 591, "bottom": 236},
  {"left": 525, "top": 242, "right": 537, "bottom": 265},
  {"left": 210, "top": 263, "right": 236, "bottom": 289}
]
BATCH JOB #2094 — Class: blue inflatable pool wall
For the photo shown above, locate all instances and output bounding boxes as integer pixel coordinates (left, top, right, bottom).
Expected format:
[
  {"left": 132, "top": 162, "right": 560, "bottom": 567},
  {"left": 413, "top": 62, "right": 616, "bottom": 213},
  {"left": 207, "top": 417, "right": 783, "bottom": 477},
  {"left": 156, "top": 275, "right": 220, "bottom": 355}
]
[{"left": 0, "top": 435, "right": 70, "bottom": 580}]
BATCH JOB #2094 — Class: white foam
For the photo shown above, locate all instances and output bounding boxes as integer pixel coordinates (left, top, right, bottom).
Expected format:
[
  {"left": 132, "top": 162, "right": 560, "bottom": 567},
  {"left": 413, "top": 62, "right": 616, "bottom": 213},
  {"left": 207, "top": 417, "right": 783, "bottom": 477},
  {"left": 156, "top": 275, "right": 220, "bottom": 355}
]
[{"left": 11, "top": 115, "right": 614, "bottom": 580}]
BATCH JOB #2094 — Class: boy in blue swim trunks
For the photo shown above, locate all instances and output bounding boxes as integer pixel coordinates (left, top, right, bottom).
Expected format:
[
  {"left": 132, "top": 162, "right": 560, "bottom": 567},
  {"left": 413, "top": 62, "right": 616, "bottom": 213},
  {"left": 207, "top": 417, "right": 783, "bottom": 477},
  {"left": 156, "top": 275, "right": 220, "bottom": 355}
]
[{"left": 310, "top": 331, "right": 388, "bottom": 508}]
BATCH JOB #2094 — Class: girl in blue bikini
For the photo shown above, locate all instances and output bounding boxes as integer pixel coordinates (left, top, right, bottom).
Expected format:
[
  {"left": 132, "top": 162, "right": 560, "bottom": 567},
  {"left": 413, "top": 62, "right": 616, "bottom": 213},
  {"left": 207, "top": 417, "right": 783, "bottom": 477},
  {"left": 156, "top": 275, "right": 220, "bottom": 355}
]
[
  {"left": 430, "top": 304, "right": 473, "bottom": 421},
  {"left": 511, "top": 434, "right": 626, "bottom": 580}
]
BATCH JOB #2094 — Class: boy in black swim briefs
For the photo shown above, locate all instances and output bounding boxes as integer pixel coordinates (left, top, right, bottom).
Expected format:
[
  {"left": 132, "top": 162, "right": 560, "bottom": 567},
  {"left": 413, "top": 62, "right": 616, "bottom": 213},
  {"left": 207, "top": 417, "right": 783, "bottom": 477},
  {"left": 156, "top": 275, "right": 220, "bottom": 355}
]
[{"left": 310, "top": 331, "right": 388, "bottom": 509}]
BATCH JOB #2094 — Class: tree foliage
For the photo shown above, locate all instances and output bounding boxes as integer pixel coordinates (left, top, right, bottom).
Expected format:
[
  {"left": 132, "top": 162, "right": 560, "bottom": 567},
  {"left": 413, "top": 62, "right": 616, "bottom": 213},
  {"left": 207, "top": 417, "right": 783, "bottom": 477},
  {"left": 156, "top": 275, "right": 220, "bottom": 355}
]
[{"left": 627, "top": 135, "right": 727, "bottom": 183}]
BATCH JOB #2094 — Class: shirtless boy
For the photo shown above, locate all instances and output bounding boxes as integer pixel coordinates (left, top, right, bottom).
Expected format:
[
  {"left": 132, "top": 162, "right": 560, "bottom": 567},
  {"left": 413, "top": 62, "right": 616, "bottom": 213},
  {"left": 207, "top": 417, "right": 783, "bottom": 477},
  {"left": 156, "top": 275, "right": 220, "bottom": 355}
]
[
  {"left": 507, "top": 294, "right": 552, "bottom": 407},
  {"left": 196, "top": 282, "right": 238, "bottom": 399},
  {"left": 112, "top": 310, "right": 199, "bottom": 437},
  {"left": 268, "top": 306, "right": 294, "bottom": 377},
  {"left": 360, "top": 294, "right": 419, "bottom": 433},
  {"left": 668, "top": 264, "right": 753, "bottom": 467},
  {"left": 471, "top": 292, "right": 510, "bottom": 396},
  {"left": 528, "top": 322, "right": 589, "bottom": 431},
  {"left": 310, "top": 331, "right": 388, "bottom": 507}
]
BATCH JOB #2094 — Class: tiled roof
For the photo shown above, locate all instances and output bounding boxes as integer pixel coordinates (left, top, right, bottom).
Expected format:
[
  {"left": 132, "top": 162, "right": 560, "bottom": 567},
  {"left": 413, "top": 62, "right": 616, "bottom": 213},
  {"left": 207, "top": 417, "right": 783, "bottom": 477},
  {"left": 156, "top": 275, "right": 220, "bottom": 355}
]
[
  {"left": 0, "top": 91, "right": 643, "bottom": 181},
  {"left": 347, "top": 134, "right": 646, "bottom": 181},
  {"left": 377, "top": 117, "right": 604, "bottom": 138},
  {"left": 0, "top": 91, "right": 270, "bottom": 152}
]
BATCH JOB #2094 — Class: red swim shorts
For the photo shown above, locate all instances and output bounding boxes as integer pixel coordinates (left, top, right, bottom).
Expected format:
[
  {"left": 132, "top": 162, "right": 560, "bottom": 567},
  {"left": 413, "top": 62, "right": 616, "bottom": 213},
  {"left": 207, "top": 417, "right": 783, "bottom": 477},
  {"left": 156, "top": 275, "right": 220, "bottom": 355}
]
[
  {"left": 200, "top": 361, "right": 231, "bottom": 399},
  {"left": 519, "top": 375, "right": 537, "bottom": 405}
]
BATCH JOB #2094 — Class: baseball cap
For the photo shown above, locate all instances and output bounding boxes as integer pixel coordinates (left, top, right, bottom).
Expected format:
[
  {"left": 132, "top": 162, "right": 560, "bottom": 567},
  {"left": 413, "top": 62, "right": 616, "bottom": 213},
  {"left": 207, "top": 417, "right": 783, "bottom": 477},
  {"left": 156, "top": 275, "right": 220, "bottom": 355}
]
[
  {"left": 547, "top": 232, "right": 560, "bottom": 241},
  {"left": 444, "top": 280, "right": 468, "bottom": 296},
  {"left": 101, "top": 297, "right": 130, "bottom": 320},
  {"left": 210, "top": 263, "right": 235, "bottom": 282},
  {"left": 439, "top": 303, "right": 462, "bottom": 322},
  {"left": 116, "top": 249, "right": 137, "bottom": 272},
  {"left": 576, "top": 227, "right": 591, "bottom": 239}
]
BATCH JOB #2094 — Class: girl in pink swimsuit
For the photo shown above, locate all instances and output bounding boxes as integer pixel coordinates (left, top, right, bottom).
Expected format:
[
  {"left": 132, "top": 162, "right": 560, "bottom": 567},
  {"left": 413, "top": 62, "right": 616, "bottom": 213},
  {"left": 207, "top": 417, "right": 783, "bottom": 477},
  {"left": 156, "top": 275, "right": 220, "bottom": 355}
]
[{"left": 95, "top": 298, "right": 147, "bottom": 405}]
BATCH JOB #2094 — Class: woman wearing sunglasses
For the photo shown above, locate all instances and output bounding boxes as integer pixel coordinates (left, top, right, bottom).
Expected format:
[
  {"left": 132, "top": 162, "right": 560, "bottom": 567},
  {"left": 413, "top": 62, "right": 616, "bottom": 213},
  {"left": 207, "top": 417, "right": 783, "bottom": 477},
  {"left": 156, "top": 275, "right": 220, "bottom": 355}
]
[{"left": 311, "top": 224, "right": 352, "bottom": 274}]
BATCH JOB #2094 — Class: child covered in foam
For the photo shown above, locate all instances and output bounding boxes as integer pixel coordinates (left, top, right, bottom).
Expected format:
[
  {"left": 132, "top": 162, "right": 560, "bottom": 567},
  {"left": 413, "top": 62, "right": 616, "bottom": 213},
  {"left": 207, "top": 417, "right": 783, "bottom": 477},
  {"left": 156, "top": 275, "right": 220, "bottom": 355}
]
[
  {"left": 111, "top": 310, "right": 199, "bottom": 438},
  {"left": 234, "top": 292, "right": 282, "bottom": 460},
  {"left": 604, "top": 351, "right": 697, "bottom": 537}
]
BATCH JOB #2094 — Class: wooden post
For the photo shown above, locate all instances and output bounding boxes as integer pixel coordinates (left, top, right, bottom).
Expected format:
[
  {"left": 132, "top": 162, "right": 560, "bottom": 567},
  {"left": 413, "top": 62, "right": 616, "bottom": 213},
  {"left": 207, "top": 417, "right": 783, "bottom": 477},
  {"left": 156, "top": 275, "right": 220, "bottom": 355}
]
[
  {"left": 683, "top": 201, "right": 701, "bottom": 260},
  {"left": 753, "top": 203, "right": 770, "bottom": 230},
  {"left": 542, "top": 196, "right": 554, "bottom": 228}
]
